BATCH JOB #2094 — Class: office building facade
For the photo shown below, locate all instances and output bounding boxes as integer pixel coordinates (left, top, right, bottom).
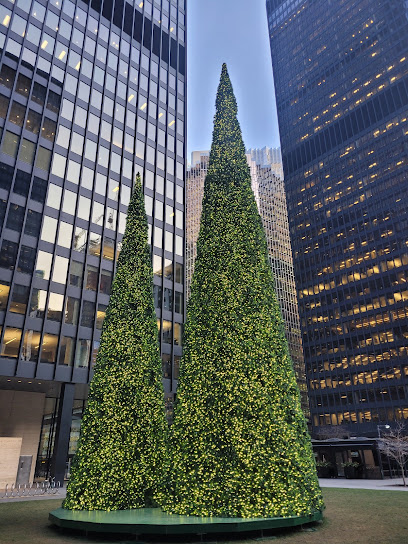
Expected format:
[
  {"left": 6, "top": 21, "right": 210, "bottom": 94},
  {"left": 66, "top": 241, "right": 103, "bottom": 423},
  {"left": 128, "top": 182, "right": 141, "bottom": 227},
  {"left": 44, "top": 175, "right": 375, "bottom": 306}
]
[
  {"left": 0, "top": 0, "right": 186, "bottom": 485},
  {"left": 185, "top": 150, "right": 208, "bottom": 297},
  {"left": 186, "top": 149, "right": 309, "bottom": 417},
  {"left": 266, "top": 0, "right": 408, "bottom": 435}
]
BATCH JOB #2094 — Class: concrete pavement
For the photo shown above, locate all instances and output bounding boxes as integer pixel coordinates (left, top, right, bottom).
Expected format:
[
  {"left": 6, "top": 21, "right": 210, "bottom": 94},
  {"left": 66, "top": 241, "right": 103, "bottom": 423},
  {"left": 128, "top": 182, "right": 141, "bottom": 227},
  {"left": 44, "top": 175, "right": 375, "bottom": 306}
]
[{"left": 319, "top": 477, "right": 408, "bottom": 491}]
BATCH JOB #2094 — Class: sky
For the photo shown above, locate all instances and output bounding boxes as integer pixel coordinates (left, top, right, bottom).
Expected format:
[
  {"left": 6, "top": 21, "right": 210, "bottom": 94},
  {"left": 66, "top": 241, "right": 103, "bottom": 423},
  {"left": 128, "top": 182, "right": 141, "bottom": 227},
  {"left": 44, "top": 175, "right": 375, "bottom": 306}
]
[{"left": 186, "top": 0, "right": 281, "bottom": 160}]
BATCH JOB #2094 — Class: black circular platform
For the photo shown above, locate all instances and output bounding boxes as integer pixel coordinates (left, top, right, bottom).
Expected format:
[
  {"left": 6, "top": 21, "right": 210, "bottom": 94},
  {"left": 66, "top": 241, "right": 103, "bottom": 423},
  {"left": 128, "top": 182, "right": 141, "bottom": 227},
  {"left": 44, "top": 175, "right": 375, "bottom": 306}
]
[{"left": 49, "top": 507, "right": 323, "bottom": 536}]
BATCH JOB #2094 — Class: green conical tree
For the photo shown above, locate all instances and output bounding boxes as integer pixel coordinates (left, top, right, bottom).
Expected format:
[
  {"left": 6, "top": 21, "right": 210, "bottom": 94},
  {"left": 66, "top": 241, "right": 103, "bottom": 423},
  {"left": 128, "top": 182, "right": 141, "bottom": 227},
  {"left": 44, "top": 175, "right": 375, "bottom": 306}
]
[
  {"left": 63, "top": 175, "right": 168, "bottom": 511},
  {"left": 163, "top": 65, "right": 324, "bottom": 518}
]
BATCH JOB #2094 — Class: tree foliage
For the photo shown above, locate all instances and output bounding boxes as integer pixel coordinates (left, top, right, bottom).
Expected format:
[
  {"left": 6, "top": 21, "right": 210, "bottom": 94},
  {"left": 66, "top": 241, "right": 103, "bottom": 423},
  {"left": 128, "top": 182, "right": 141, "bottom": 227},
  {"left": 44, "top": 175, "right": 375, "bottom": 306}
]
[
  {"left": 64, "top": 175, "right": 168, "bottom": 511},
  {"left": 162, "top": 65, "right": 324, "bottom": 518}
]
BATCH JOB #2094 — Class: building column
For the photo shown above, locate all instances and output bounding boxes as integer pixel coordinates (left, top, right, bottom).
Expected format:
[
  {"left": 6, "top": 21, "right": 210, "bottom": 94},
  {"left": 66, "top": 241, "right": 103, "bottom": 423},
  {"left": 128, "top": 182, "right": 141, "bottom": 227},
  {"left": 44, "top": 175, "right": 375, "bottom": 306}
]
[{"left": 50, "top": 383, "right": 75, "bottom": 486}]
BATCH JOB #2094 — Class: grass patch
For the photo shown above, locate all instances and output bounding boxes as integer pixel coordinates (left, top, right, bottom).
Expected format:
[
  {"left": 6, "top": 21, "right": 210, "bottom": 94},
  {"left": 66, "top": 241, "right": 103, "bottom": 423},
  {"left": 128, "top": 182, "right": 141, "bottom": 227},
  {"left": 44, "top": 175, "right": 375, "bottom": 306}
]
[{"left": 0, "top": 489, "right": 407, "bottom": 544}]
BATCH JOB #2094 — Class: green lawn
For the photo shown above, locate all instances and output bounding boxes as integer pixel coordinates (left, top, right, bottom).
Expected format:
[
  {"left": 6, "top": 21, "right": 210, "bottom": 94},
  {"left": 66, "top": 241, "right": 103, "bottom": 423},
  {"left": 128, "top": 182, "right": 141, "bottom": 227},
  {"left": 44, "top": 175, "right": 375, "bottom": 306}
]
[{"left": 0, "top": 488, "right": 407, "bottom": 544}]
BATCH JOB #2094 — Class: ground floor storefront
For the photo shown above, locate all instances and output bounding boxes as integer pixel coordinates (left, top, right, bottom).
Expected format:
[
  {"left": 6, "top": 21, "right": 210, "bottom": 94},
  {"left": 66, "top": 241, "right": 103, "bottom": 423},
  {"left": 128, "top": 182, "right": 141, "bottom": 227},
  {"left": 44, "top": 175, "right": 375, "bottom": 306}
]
[
  {"left": 312, "top": 437, "right": 400, "bottom": 480},
  {"left": 0, "top": 376, "right": 88, "bottom": 488}
]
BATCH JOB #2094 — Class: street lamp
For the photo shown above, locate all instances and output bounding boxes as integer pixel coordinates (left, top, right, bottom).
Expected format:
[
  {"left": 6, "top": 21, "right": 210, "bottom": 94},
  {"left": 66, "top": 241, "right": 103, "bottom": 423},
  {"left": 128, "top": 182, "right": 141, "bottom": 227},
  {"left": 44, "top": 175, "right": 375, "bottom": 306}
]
[
  {"left": 377, "top": 424, "right": 391, "bottom": 480},
  {"left": 377, "top": 424, "right": 391, "bottom": 438}
]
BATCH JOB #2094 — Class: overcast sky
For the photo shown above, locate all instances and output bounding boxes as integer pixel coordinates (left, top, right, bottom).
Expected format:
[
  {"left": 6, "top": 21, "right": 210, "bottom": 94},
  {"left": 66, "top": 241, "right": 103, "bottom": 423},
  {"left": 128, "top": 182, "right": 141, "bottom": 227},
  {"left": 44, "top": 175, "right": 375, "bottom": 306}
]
[{"left": 186, "top": 0, "right": 281, "bottom": 160}]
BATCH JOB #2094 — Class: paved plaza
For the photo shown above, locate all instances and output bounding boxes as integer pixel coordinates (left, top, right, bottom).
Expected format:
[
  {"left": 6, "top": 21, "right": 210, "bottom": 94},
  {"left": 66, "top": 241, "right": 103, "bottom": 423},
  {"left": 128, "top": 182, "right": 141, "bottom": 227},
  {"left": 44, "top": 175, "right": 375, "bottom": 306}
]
[{"left": 1, "top": 478, "right": 406, "bottom": 504}]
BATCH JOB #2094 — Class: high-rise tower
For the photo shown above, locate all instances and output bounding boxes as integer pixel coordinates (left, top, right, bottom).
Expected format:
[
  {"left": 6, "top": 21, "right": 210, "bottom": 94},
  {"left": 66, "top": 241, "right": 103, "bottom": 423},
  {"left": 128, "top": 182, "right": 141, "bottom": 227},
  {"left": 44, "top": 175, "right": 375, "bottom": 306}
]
[
  {"left": 0, "top": 0, "right": 186, "bottom": 485},
  {"left": 267, "top": 0, "right": 408, "bottom": 436}
]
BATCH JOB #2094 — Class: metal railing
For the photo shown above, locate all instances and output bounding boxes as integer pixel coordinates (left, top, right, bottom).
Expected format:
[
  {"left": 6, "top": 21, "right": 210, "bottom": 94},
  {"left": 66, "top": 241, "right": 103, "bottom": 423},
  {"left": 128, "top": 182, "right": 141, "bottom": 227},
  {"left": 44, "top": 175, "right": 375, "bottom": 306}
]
[{"left": 0, "top": 478, "right": 61, "bottom": 499}]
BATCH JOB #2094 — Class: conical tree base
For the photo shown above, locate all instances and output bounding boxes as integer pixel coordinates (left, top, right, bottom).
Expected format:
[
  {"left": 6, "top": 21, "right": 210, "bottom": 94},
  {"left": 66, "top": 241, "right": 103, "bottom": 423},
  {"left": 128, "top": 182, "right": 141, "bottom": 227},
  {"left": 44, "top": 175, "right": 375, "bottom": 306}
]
[
  {"left": 64, "top": 177, "right": 168, "bottom": 511},
  {"left": 162, "top": 65, "right": 324, "bottom": 518}
]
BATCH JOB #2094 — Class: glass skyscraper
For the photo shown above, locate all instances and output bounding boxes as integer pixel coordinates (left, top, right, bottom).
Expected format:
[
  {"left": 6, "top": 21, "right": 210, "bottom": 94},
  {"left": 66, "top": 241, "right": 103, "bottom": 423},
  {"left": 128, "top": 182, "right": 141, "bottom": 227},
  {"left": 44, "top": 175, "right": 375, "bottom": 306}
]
[
  {"left": 0, "top": 0, "right": 186, "bottom": 484},
  {"left": 266, "top": 0, "right": 408, "bottom": 436}
]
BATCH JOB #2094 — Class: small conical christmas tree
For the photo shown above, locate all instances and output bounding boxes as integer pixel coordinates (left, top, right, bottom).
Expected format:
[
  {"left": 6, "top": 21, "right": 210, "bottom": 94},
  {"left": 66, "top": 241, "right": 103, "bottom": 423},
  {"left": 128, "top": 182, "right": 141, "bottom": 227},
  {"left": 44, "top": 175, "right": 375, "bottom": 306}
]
[
  {"left": 163, "top": 65, "right": 323, "bottom": 518},
  {"left": 64, "top": 175, "right": 168, "bottom": 511}
]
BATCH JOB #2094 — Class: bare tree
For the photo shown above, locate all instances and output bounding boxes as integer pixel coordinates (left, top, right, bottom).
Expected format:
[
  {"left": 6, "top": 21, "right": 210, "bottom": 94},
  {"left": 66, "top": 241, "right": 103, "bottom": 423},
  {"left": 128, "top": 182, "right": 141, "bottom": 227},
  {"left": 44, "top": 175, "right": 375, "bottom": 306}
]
[{"left": 378, "top": 423, "right": 408, "bottom": 486}]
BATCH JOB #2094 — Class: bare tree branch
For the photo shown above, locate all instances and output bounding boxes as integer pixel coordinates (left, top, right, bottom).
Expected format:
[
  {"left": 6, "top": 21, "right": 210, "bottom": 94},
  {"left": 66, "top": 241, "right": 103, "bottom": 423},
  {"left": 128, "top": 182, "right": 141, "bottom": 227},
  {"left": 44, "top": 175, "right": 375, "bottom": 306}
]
[{"left": 378, "top": 423, "right": 408, "bottom": 486}]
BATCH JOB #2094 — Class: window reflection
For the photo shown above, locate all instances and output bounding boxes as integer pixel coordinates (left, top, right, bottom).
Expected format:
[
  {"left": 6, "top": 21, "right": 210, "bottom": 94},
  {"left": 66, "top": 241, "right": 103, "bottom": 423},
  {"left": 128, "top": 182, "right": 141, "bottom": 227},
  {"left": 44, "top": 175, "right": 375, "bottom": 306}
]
[
  {"left": 52, "top": 256, "right": 68, "bottom": 284},
  {"left": 47, "top": 293, "right": 64, "bottom": 322},
  {"left": 69, "top": 260, "right": 83, "bottom": 287},
  {"left": 59, "top": 337, "right": 74, "bottom": 366},
  {"left": 22, "top": 330, "right": 41, "bottom": 363},
  {"left": 88, "top": 232, "right": 101, "bottom": 257},
  {"left": 10, "top": 284, "right": 30, "bottom": 315},
  {"left": 35, "top": 251, "right": 53, "bottom": 280},
  {"left": 29, "top": 288, "right": 47, "bottom": 318},
  {"left": 75, "top": 339, "right": 91, "bottom": 368},
  {"left": 26, "top": 110, "right": 41, "bottom": 134},
  {"left": 65, "top": 296, "right": 79, "bottom": 325},
  {"left": 73, "top": 227, "right": 87, "bottom": 252}
]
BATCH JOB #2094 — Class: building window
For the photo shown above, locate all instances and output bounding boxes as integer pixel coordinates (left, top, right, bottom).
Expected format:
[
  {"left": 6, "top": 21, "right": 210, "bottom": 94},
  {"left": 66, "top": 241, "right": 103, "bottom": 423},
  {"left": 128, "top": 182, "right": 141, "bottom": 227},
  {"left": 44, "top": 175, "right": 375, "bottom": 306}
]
[
  {"left": 175, "top": 291, "right": 183, "bottom": 314},
  {"left": 0, "top": 239, "right": 18, "bottom": 270},
  {"left": 102, "top": 237, "right": 114, "bottom": 261},
  {"left": 47, "top": 293, "right": 64, "bottom": 322},
  {"left": 0, "top": 281, "right": 10, "bottom": 311},
  {"left": 0, "top": 95, "right": 9, "bottom": 120},
  {"left": 2, "top": 131, "right": 19, "bottom": 158},
  {"left": 100, "top": 270, "right": 112, "bottom": 295},
  {"left": 35, "top": 251, "right": 53, "bottom": 280},
  {"left": 162, "top": 320, "right": 172, "bottom": 344},
  {"left": 96, "top": 304, "right": 107, "bottom": 330},
  {"left": 174, "top": 323, "right": 182, "bottom": 346},
  {"left": 9, "top": 284, "right": 30, "bottom": 314},
  {"left": 30, "top": 176, "right": 47, "bottom": 203},
  {"left": 22, "top": 330, "right": 41, "bottom": 362},
  {"left": 65, "top": 296, "right": 80, "bottom": 326},
  {"left": 91, "top": 341, "right": 100, "bottom": 368},
  {"left": 51, "top": 256, "right": 68, "bottom": 284},
  {"left": 29, "top": 288, "right": 47, "bottom": 318},
  {"left": 25, "top": 110, "right": 41, "bottom": 135},
  {"left": 69, "top": 261, "right": 83, "bottom": 288},
  {"left": 9, "top": 101, "right": 25, "bottom": 127},
  {"left": 32, "top": 82, "right": 46, "bottom": 105},
  {"left": 57, "top": 222, "right": 73, "bottom": 248},
  {"left": 17, "top": 245, "right": 36, "bottom": 275},
  {"left": 46, "top": 187, "right": 63, "bottom": 213},
  {"left": 162, "top": 353, "right": 171, "bottom": 379},
  {"left": 163, "top": 288, "right": 173, "bottom": 311},
  {"left": 41, "top": 118, "right": 56, "bottom": 141},
  {"left": 40, "top": 333, "right": 58, "bottom": 363},
  {"left": 85, "top": 265, "right": 98, "bottom": 291},
  {"left": 81, "top": 301, "right": 95, "bottom": 328},
  {"left": 75, "top": 339, "right": 91, "bottom": 368},
  {"left": 58, "top": 337, "right": 74, "bottom": 366},
  {"left": 36, "top": 146, "right": 52, "bottom": 171},
  {"left": 19, "top": 139, "right": 36, "bottom": 165},
  {"left": 14, "top": 170, "right": 31, "bottom": 198},
  {"left": 6, "top": 203, "right": 25, "bottom": 232},
  {"left": 88, "top": 232, "right": 101, "bottom": 257},
  {"left": 0, "top": 64, "right": 15, "bottom": 89},
  {"left": 63, "top": 190, "right": 78, "bottom": 215},
  {"left": 154, "top": 285, "right": 162, "bottom": 308},
  {"left": 1, "top": 327, "right": 22, "bottom": 358},
  {"left": 41, "top": 216, "right": 58, "bottom": 244}
]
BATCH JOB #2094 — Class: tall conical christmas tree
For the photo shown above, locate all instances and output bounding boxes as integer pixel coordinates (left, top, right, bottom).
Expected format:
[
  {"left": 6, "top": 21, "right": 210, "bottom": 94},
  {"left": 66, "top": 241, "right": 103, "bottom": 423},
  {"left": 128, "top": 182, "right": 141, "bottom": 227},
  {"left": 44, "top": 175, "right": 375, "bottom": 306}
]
[
  {"left": 64, "top": 175, "right": 168, "bottom": 511},
  {"left": 163, "top": 65, "right": 323, "bottom": 518}
]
